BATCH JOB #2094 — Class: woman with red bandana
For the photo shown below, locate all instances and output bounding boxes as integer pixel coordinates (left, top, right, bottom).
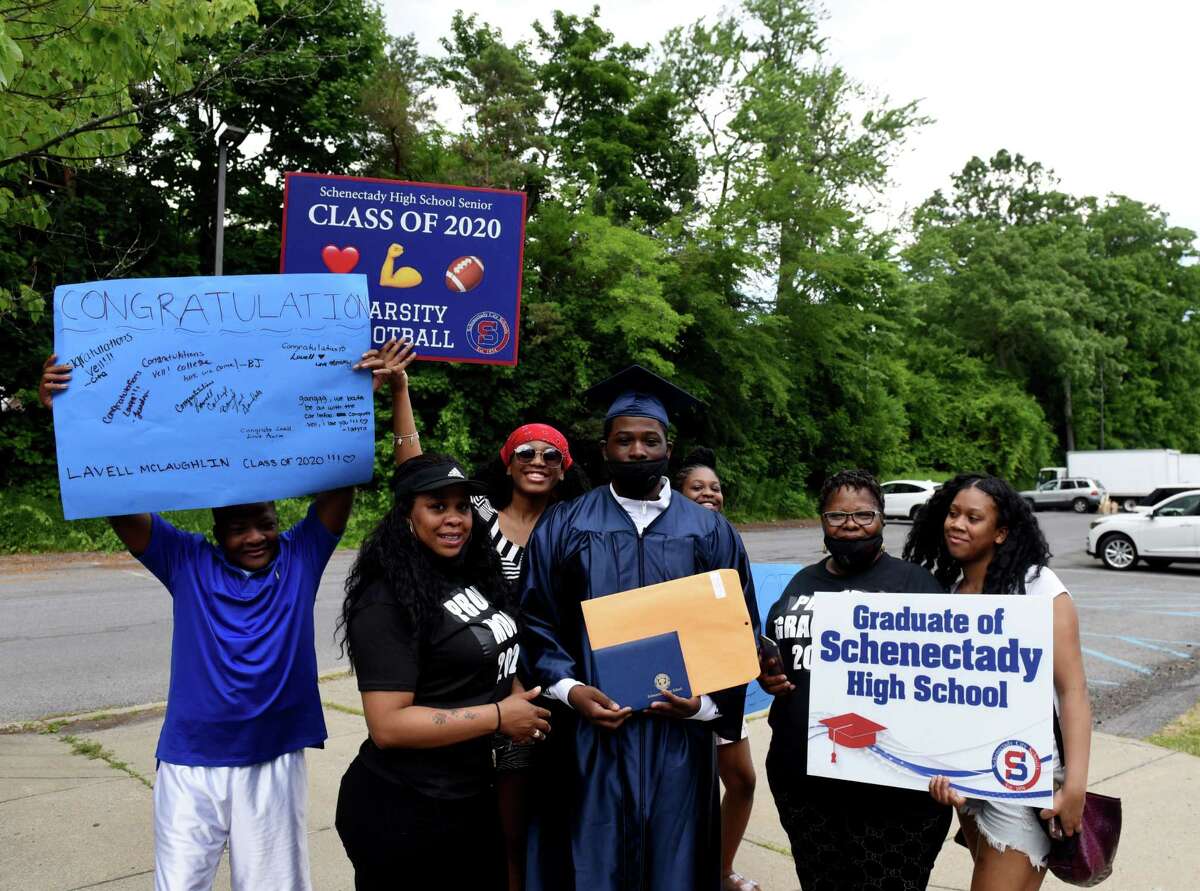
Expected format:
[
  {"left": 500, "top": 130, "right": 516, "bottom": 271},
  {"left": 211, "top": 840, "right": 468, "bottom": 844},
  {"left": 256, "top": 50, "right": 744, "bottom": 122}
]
[{"left": 386, "top": 358, "right": 587, "bottom": 891}]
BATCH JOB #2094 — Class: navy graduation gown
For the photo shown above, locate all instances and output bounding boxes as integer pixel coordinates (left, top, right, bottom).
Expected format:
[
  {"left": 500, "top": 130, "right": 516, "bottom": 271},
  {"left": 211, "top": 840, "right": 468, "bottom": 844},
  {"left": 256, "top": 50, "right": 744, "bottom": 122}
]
[{"left": 519, "top": 486, "right": 759, "bottom": 891}]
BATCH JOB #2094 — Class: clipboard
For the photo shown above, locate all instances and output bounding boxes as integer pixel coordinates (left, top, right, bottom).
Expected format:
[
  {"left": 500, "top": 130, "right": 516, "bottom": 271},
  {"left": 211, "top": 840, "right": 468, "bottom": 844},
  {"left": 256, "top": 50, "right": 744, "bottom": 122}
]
[{"left": 582, "top": 569, "right": 759, "bottom": 696}]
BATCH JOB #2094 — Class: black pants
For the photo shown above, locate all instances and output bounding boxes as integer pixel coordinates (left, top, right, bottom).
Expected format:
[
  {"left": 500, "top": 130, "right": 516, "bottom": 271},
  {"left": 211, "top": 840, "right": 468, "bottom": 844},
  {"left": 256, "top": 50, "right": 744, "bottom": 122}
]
[
  {"left": 335, "top": 756, "right": 504, "bottom": 891},
  {"left": 768, "top": 770, "right": 951, "bottom": 891}
]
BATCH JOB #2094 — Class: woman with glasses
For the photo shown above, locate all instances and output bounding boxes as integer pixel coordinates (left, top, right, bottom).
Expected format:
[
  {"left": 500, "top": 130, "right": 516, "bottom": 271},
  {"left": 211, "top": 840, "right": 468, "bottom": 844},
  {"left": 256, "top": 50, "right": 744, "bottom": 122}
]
[
  {"left": 674, "top": 448, "right": 760, "bottom": 891},
  {"left": 759, "top": 469, "right": 951, "bottom": 890},
  {"left": 385, "top": 355, "right": 586, "bottom": 891}
]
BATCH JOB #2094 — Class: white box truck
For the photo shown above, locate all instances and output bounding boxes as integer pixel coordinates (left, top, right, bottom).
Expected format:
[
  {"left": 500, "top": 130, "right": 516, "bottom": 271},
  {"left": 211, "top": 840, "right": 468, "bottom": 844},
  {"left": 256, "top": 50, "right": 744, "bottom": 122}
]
[{"left": 1038, "top": 449, "right": 1200, "bottom": 511}]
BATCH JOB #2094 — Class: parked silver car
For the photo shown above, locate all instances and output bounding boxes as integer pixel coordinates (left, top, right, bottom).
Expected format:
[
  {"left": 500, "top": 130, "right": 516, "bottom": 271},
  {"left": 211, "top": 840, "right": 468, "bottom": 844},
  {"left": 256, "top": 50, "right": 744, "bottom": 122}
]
[{"left": 1020, "top": 477, "right": 1106, "bottom": 513}]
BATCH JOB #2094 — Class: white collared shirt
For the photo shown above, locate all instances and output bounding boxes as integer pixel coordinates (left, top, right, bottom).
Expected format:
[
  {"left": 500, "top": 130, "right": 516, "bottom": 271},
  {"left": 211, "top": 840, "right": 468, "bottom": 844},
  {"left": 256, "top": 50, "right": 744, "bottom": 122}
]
[
  {"left": 547, "top": 478, "right": 718, "bottom": 721},
  {"left": 610, "top": 477, "right": 671, "bottom": 535}
]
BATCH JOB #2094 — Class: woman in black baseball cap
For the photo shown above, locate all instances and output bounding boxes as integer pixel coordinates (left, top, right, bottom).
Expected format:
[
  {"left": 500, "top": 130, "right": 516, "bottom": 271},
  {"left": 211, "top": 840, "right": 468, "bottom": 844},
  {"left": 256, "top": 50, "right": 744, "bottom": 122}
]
[{"left": 333, "top": 454, "right": 551, "bottom": 890}]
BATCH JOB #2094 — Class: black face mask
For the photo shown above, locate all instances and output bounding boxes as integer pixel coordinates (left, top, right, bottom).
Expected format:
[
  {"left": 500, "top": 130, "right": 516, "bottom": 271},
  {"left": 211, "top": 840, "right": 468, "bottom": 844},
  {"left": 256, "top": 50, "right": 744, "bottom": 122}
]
[
  {"left": 825, "top": 533, "right": 884, "bottom": 573},
  {"left": 606, "top": 457, "right": 669, "bottom": 496}
]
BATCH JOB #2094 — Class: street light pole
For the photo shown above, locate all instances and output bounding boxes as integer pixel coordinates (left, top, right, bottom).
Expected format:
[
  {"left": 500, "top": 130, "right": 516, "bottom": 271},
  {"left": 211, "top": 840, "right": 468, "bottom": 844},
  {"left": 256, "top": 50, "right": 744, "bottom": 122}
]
[{"left": 214, "top": 123, "right": 247, "bottom": 276}]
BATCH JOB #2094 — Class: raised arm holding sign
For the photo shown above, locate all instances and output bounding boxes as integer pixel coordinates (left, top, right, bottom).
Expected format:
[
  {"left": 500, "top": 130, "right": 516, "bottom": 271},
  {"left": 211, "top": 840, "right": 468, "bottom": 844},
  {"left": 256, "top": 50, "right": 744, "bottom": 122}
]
[{"left": 40, "top": 278, "right": 414, "bottom": 891}]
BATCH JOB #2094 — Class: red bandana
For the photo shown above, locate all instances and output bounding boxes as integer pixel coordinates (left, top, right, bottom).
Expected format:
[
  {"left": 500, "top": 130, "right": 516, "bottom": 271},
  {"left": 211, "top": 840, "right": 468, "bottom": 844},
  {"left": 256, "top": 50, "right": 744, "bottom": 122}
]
[{"left": 499, "top": 423, "right": 573, "bottom": 470}]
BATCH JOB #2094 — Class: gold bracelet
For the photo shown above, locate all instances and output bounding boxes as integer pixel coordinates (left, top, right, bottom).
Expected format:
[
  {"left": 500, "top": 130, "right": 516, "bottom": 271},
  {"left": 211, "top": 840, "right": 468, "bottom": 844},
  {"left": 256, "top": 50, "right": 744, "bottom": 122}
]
[{"left": 393, "top": 431, "right": 420, "bottom": 445}]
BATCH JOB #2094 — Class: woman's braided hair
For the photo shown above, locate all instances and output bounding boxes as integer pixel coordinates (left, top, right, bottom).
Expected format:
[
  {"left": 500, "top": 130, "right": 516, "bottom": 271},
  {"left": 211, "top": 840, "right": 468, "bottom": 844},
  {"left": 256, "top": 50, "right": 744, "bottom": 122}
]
[{"left": 819, "top": 468, "right": 884, "bottom": 512}]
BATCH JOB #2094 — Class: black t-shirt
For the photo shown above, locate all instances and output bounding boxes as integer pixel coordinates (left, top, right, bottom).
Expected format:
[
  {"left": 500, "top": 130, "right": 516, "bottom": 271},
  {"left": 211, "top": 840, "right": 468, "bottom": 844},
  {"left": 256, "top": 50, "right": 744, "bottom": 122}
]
[
  {"left": 764, "top": 553, "right": 947, "bottom": 815},
  {"left": 349, "top": 579, "right": 519, "bottom": 799}
]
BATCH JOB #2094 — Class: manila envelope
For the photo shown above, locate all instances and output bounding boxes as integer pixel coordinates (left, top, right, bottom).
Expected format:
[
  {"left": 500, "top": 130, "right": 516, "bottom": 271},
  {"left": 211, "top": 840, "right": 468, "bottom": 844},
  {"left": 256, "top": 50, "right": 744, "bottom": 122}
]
[{"left": 581, "top": 569, "right": 760, "bottom": 696}]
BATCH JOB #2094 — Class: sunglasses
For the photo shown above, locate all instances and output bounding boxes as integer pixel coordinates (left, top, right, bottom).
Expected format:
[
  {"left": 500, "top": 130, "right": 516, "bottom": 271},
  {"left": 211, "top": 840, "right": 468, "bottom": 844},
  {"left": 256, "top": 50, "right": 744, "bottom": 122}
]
[{"left": 512, "top": 445, "right": 564, "bottom": 467}]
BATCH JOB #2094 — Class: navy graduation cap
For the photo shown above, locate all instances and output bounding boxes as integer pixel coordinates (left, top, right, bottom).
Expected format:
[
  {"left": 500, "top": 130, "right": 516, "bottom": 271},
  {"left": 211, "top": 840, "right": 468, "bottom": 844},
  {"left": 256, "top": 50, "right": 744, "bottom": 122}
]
[{"left": 584, "top": 365, "right": 702, "bottom": 428}]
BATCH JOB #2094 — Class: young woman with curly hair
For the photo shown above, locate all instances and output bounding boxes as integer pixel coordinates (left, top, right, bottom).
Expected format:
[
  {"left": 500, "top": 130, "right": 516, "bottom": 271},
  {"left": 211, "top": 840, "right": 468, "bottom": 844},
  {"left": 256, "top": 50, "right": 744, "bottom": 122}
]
[
  {"left": 674, "top": 448, "right": 759, "bottom": 891},
  {"left": 904, "top": 473, "right": 1092, "bottom": 891},
  {"left": 760, "top": 469, "right": 951, "bottom": 890},
  {"left": 333, "top": 454, "right": 551, "bottom": 890}
]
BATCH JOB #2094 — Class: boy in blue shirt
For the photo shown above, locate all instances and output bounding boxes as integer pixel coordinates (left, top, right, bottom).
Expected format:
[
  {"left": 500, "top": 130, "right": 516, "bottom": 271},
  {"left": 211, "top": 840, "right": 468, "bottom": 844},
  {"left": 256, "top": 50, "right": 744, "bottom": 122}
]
[{"left": 39, "top": 340, "right": 411, "bottom": 891}]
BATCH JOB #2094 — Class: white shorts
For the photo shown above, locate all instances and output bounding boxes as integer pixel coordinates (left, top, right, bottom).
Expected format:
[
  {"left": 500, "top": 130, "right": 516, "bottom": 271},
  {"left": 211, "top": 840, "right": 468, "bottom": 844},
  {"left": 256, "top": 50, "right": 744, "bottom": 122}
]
[
  {"left": 960, "top": 764, "right": 1064, "bottom": 869},
  {"left": 716, "top": 719, "right": 750, "bottom": 747},
  {"left": 154, "top": 750, "right": 312, "bottom": 891},
  {"left": 960, "top": 798, "right": 1049, "bottom": 868}
]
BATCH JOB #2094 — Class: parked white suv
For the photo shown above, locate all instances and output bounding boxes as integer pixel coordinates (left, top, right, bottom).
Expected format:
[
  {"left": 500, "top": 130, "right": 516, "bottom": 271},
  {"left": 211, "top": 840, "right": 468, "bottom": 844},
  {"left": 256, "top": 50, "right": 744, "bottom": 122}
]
[
  {"left": 1087, "top": 490, "right": 1200, "bottom": 571},
  {"left": 880, "top": 480, "right": 940, "bottom": 520}
]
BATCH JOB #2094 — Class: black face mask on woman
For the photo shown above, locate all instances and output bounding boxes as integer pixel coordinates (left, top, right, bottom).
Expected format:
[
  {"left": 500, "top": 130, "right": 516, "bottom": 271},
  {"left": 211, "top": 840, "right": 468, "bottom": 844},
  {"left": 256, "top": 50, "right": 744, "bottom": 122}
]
[
  {"left": 606, "top": 457, "right": 670, "bottom": 495},
  {"left": 825, "top": 533, "right": 884, "bottom": 573}
]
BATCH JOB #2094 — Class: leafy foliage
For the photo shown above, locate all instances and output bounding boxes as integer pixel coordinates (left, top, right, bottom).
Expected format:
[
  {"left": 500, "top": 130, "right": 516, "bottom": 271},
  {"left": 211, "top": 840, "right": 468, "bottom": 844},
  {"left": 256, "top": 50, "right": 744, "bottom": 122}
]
[
  {"left": 0, "top": 0, "right": 256, "bottom": 316},
  {"left": 3, "top": 0, "right": 1200, "bottom": 548}
]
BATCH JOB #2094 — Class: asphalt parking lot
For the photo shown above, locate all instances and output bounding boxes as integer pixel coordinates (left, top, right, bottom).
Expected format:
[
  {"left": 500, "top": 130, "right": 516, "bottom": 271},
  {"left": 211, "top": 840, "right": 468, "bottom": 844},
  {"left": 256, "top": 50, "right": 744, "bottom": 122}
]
[{"left": 2, "top": 511, "right": 1199, "bottom": 734}]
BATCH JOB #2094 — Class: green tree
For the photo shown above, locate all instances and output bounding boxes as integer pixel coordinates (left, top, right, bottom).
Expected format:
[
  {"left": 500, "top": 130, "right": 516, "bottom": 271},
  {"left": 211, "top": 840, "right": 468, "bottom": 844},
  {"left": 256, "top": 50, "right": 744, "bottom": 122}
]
[
  {"left": 0, "top": 0, "right": 386, "bottom": 485},
  {"left": 130, "top": 0, "right": 386, "bottom": 275},
  {"left": 0, "top": 0, "right": 255, "bottom": 316},
  {"left": 534, "top": 7, "right": 698, "bottom": 225},
  {"left": 360, "top": 35, "right": 444, "bottom": 182},
  {"left": 1071, "top": 197, "right": 1200, "bottom": 451},
  {"left": 663, "top": 0, "right": 925, "bottom": 485},
  {"left": 437, "top": 13, "right": 547, "bottom": 193},
  {"left": 909, "top": 152, "right": 1121, "bottom": 453}
]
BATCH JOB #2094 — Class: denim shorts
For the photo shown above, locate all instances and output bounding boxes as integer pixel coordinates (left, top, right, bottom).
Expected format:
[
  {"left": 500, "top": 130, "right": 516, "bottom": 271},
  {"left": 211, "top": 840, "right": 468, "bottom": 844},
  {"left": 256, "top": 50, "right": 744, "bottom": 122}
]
[{"left": 960, "top": 766, "right": 1064, "bottom": 868}]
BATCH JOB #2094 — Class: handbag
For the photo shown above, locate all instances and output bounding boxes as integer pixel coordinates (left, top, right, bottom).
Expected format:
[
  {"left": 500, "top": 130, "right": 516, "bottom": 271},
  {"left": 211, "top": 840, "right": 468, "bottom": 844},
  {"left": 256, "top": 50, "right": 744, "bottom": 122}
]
[{"left": 1046, "top": 714, "right": 1122, "bottom": 885}]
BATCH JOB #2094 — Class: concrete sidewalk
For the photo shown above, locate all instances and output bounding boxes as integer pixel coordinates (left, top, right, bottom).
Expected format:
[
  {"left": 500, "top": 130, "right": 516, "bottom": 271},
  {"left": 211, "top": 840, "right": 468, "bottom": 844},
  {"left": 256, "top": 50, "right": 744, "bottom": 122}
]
[{"left": 2, "top": 677, "right": 1194, "bottom": 890}]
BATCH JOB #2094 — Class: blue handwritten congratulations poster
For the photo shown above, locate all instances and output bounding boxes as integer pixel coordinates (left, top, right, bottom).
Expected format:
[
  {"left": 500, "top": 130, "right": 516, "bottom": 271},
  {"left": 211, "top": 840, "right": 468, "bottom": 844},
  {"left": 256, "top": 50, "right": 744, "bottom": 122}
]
[
  {"left": 279, "top": 173, "right": 526, "bottom": 365},
  {"left": 51, "top": 274, "right": 375, "bottom": 520}
]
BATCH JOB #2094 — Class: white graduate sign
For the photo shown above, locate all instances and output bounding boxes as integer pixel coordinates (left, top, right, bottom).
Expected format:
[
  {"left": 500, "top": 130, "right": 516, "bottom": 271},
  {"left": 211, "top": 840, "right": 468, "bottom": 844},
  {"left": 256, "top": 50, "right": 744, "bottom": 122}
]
[{"left": 806, "top": 591, "right": 1054, "bottom": 804}]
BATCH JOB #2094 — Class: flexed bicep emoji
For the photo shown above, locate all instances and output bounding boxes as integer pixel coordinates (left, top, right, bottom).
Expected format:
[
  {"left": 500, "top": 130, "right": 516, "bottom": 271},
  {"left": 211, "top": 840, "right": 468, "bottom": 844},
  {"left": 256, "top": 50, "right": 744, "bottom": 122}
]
[{"left": 380, "top": 243, "right": 423, "bottom": 288}]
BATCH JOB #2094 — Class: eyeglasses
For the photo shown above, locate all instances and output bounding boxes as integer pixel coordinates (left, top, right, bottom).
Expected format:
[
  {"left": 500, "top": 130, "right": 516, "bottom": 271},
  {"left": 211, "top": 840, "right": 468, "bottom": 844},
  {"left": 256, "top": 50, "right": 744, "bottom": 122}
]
[
  {"left": 822, "top": 510, "right": 882, "bottom": 527},
  {"left": 512, "top": 445, "right": 564, "bottom": 467}
]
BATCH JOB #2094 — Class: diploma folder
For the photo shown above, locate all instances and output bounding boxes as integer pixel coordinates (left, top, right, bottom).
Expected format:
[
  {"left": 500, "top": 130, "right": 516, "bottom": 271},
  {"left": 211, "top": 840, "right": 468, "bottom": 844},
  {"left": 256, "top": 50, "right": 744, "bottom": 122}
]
[
  {"left": 593, "top": 631, "right": 692, "bottom": 710},
  {"left": 582, "top": 569, "right": 759, "bottom": 697}
]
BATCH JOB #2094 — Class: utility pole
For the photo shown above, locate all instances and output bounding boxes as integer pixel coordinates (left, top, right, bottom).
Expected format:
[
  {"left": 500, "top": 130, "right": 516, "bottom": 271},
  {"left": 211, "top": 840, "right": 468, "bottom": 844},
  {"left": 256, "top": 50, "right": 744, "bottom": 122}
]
[
  {"left": 214, "top": 122, "right": 248, "bottom": 276},
  {"left": 1098, "top": 354, "right": 1105, "bottom": 450}
]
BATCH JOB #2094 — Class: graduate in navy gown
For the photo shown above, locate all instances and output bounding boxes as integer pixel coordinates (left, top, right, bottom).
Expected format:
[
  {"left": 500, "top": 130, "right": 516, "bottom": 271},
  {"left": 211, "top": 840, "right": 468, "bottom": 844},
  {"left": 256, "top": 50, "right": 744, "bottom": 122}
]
[{"left": 519, "top": 366, "right": 759, "bottom": 891}]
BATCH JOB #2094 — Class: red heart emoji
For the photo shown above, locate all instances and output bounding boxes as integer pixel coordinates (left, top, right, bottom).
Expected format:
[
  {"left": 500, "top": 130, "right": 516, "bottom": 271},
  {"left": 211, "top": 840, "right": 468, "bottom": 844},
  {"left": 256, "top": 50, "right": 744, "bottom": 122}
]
[{"left": 321, "top": 245, "right": 360, "bottom": 273}]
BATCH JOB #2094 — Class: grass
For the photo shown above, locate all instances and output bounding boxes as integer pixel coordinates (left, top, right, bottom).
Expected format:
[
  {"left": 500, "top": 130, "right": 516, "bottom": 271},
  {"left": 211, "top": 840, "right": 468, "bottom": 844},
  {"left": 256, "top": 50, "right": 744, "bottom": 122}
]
[
  {"left": 742, "top": 836, "right": 794, "bottom": 859},
  {"left": 323, "top": 700, "right": 364, "bottom": 717},
  {"left": 1148, "top": 701, "right": 1200, "bottom": 756},
  {"left": 725, "top": 476, "right": 818, "bottom": 524},
  {"left": 0, "top": 482, "right": 394, "bottom": 554},
  {"left": 1, "top": 474, "right": 819, "bottom": 554},
  {"left": 58, "top": 733, "right": 153, "bottom": 788}
]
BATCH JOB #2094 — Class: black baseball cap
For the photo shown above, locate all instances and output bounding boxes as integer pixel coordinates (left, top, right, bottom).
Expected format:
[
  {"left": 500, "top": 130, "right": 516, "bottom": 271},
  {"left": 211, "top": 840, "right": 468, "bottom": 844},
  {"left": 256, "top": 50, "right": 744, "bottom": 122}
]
[{"left": 394, "top": 459, "right": 488, "bottom": 497}]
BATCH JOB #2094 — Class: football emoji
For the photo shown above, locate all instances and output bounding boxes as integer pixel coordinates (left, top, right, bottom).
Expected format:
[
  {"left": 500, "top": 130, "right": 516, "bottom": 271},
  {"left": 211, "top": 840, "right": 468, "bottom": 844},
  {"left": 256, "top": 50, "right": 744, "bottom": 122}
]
[{"left": 445, "top": 255, "right": 485, "bottom": 293}]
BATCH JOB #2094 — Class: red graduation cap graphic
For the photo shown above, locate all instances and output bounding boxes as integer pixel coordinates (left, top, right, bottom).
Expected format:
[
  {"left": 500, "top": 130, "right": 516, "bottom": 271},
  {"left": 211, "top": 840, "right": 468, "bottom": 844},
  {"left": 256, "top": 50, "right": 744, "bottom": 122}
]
[{"left": 819, "top": 713, "right": 886, "bottom": 763}]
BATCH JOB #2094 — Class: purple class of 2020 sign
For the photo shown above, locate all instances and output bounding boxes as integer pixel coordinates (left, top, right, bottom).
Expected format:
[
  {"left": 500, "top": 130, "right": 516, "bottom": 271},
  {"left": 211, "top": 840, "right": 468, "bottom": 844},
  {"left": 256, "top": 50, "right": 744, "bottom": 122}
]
[{"left": 280, "top": 173, "right": 526, "bottom": 366}]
